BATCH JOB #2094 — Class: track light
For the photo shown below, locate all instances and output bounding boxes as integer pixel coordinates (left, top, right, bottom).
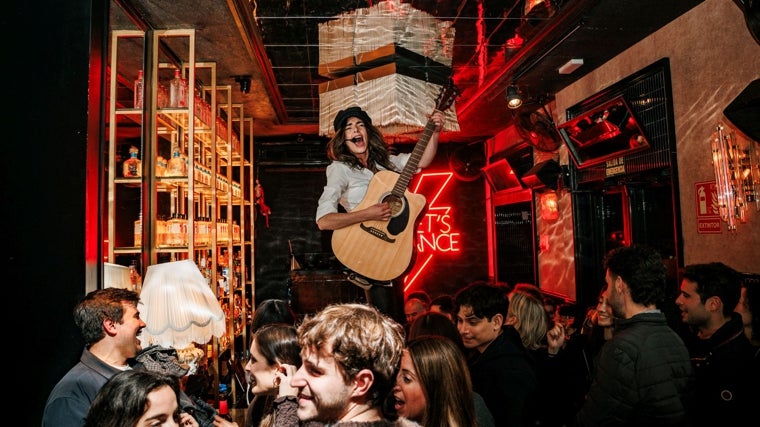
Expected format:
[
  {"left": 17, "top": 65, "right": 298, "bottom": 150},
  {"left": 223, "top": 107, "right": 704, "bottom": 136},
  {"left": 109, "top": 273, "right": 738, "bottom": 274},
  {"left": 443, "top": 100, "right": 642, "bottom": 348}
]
[
  {"left": 234, "top": 75, "right": 251, "bottom": 94},
  {"left": 506, "top": 85, "right": 523, "bottom": 109}
]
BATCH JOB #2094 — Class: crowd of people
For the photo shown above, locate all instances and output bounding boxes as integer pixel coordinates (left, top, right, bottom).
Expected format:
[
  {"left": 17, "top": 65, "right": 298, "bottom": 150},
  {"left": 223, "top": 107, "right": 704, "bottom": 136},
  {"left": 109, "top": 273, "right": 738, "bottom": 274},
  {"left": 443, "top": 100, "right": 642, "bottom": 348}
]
[
  {"left": 42, "top": 243, "right": 759, "bottom": 427},
  {"left": 42, "top": 101, "right": 757, "bottom": 427}
]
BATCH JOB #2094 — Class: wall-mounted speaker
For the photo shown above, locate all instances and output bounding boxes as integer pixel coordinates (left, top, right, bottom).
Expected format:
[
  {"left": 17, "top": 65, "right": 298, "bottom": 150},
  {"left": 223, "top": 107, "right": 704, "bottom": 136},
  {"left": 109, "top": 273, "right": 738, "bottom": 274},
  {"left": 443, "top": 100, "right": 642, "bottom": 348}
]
[
  {"left": 520, "top": 159, "right": 560, "bottom": 188},
  {"left": 483, "top": 159, "right": 523, "bottom": 192}
]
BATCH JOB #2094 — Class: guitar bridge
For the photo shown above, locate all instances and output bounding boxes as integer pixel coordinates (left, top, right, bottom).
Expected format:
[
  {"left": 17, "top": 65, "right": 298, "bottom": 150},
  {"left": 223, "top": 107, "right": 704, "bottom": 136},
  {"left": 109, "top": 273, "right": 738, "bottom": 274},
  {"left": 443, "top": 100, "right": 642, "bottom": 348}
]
[{"left": 359, "top": 223, "right": 396, "bottom": 243}]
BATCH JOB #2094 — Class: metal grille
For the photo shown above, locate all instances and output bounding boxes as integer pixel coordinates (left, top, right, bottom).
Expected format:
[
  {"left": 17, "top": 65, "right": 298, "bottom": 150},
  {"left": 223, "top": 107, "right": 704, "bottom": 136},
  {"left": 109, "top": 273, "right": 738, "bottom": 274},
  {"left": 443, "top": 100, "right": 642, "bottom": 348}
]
[
  {"left": 494, "top": 202, "right": 536, "bottom": 286},
  {"left": 570, "top": 59, "right": 675, "bottom": 184}
]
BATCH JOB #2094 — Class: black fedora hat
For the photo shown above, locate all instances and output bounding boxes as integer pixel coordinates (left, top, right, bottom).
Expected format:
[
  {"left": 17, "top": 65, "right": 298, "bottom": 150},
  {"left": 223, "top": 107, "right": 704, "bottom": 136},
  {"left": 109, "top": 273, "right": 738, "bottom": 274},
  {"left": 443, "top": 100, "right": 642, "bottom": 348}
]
[{"left": 333, "top": 106, "right": 372, "bottom": 131}]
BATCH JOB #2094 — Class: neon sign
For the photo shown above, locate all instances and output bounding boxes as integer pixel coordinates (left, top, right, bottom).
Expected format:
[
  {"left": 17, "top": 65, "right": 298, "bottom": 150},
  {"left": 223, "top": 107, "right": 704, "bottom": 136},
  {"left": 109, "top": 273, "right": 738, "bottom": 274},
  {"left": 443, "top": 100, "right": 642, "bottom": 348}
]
[{"left": 404, "top": 171, "right": 462, "bottom": 291}]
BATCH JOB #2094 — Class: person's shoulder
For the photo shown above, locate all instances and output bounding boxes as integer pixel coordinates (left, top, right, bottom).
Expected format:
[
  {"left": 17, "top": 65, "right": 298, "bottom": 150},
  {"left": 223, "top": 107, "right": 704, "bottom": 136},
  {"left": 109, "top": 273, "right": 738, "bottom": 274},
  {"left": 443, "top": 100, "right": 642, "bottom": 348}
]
[
  {"left": 327, "top": 160, "right": 362, "bottom": 176},
  {"left": 43, "top": 368, "right": 93, "bottom": 427},
  {"left": 606, "top": 321, "right": 689, "bottom": 362},
  {"left": 392, "top": 417, "right": 422, "bottom": 427},
  {"left": 326, "top": 160, "right": 347, "bottom": 170}
]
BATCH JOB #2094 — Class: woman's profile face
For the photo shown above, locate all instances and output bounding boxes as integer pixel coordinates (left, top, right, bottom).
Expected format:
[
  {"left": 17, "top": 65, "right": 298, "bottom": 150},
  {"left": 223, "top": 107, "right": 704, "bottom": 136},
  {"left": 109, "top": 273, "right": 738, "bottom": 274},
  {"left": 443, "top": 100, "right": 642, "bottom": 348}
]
[
  {"left": 596, "top": 290, "right": 614, "bottom": 327},
  {"left": 136, "top": 385, "right": 180, "bottom": 427},
  {"left": 392, "top": 350, "right": 426, "bottom": 422},
  {"left": 343, "top": 116, "right": 369, "bottom": 156},
  {"left": 735, "top": 286, "right": 753, "bottom": 341},
  {"left": 246, "top": 338, "right": 278, "bottom": 395}
]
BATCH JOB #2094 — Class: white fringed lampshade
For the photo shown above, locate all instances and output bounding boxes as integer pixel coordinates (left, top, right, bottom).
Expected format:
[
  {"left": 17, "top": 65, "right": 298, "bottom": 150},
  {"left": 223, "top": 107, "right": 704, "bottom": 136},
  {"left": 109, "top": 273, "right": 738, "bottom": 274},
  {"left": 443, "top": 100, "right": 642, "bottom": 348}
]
[
  {"left": 104, "top": 262, "right": 131, "bottom": 289},
  {"left": 139, "top": 259, "right": 226, "bottom": 348}
]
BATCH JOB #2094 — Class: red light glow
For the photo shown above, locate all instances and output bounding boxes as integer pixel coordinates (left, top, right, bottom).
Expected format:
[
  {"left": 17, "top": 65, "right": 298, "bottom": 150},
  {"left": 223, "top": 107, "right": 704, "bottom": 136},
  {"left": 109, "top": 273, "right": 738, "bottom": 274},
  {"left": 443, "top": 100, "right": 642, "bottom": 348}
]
[{"left": 404, "top": 172, "right": 462, "bottom": 291}]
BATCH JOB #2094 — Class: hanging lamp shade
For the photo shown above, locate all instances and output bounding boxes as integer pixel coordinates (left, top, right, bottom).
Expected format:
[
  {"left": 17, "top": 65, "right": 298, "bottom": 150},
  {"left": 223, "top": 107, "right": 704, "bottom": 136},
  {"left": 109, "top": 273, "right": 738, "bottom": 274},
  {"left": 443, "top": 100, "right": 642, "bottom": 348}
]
[
  {"left": 104, "top": 262, "right": 131, "bottom": 289},
  {"left": 139, "top": 259, "right": 226, "bottom": 348},
  {"left": 317, "top": 1, "right": 459, "bottom": 141}
]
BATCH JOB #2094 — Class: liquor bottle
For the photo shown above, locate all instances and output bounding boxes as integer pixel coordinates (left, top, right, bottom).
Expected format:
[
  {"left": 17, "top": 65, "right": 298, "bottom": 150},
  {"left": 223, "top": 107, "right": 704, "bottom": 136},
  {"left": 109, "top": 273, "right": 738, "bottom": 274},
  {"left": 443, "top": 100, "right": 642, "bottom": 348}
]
[
  {"left": 133, "top": 70, "right": 144, "bottom": 109},
  {"left": 157, "top": 83, "right": 168, "bottom": 108},
  {"left": 156, "top": 215, "right": 167, "bottom": 247},
  {"left": 155, "top": 155, "right": 167, "bottom": 177},
  {"left": 167, "top": 214, "right": 181, "bottom": 246},
  {"left": 122, "top": 146, "right": 142, "bottom": 177},
  {"left": 167, "top": 147, "right": 187, "bottom": 176},
  {"left": 179, "top": 214, "right": 188, "bottom": 246},
  {"left": 129, "top": 261, "right": 142, "bottom": 293},
  {"left": 134, "top": 213, "right": 142, "bottom": 247},
  {"left": 169, "top": 68, "right": 186, "bottom": 108}
]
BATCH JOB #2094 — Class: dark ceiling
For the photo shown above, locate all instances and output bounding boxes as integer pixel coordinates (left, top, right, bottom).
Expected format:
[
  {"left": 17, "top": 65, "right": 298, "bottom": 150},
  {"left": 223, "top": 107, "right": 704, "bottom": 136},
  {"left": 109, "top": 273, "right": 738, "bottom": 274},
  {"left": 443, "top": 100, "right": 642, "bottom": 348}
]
[{"left": 111, "top": 0, "right": 704, "bottom": 144}]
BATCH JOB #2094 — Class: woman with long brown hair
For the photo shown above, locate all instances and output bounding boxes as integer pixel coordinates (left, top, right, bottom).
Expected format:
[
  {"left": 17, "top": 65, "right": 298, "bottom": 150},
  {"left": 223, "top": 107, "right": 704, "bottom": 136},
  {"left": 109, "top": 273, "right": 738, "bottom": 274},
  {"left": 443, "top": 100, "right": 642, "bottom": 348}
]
[{"left": 392, "top": 335, "right": 479, "bottom": 427}]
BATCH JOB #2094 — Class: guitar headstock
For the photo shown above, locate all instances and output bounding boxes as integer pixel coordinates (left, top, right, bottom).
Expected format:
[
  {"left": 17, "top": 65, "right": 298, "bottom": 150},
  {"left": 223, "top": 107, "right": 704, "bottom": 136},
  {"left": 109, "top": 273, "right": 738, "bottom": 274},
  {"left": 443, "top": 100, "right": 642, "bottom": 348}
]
[{"left": 434, "top": 80, "right": 459, "bottom": 113}]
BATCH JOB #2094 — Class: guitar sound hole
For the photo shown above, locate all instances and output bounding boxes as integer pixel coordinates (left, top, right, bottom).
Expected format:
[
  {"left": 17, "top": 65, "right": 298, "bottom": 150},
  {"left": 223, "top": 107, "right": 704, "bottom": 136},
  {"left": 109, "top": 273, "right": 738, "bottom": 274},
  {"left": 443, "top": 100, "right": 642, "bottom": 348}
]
[{"left": 382, "top": 194, "right": 404, "bottom": 217}]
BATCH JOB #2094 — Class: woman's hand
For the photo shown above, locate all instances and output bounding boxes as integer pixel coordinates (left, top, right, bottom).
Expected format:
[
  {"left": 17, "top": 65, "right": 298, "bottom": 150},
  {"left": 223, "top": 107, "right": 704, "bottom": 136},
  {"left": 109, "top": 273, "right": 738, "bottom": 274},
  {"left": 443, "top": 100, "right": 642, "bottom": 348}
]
[
  {"left": 180, "top": 412, "right": 200, "bottom": 426},
  {"left": 276, "top": 363, "right": 299, "bottom": 397},
  {"left": 546, "top": 323, "right": 566, "bottom": 355},
  {"left": 363, "top": 203, "right": 392, "bottom": 221},
  {"left": 429, "top": 111, "right": 445, "bottom": 131},
  {"left": 212, "top": 414, "right": 238, "bottom": 427}
]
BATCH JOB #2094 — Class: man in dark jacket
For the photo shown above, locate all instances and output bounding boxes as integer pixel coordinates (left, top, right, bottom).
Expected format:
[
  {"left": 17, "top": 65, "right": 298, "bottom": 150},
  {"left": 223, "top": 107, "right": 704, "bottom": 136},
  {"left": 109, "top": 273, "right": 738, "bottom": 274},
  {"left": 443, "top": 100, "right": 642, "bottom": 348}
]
[
  {"left": 455, "top": 281, "right": 537, "bottom": 427},
  {"left": 675, "top": 262, "right": 758, "bottom": 427},
  {"left": 577, "top": 246, "right": 694, "bottom": 426}
]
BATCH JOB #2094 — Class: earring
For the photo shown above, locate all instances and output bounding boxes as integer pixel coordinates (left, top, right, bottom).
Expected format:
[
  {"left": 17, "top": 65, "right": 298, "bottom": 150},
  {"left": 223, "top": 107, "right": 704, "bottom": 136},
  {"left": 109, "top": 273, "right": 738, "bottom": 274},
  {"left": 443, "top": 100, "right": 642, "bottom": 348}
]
[{"left": 273, "top": 376, "right": 281, "bottom": 388}]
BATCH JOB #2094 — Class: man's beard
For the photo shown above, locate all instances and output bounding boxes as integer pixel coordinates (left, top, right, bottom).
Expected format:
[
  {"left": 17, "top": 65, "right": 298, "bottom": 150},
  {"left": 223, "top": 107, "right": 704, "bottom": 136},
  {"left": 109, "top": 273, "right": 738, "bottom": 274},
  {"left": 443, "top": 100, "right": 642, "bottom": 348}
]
[{"left": 299, "top": 388, "right": 353, "bottom": 423}]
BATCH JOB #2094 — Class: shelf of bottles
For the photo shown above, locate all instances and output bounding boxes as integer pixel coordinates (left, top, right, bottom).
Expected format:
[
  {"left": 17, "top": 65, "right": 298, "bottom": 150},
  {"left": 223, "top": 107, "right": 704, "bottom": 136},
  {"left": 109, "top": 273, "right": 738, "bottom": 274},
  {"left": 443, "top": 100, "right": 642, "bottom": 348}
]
[
  {"left": 106, "top": 28, "right": 253, "bottom": 404},
  {"left": 107, "top": 31, "right": 246, "bottom": 264}
]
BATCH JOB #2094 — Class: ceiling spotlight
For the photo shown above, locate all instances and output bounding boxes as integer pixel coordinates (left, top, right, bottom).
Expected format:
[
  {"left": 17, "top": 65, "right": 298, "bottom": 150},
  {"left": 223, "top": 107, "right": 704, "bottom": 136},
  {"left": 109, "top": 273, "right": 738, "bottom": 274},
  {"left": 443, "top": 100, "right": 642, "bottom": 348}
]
[
  {"left": 234, "top": 75, "right": 251, "bottom": 94},
  {"left": 506, "top": 85, "right": 523, "bottom": 109}
]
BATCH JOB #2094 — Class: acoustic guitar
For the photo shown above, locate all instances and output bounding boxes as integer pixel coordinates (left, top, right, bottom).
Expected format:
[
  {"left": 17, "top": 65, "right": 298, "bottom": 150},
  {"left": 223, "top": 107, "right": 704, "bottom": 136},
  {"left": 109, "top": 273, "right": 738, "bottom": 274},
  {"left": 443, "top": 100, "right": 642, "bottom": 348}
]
[{"left": 331, "top": 83, "right": 458, "bottom": 282}]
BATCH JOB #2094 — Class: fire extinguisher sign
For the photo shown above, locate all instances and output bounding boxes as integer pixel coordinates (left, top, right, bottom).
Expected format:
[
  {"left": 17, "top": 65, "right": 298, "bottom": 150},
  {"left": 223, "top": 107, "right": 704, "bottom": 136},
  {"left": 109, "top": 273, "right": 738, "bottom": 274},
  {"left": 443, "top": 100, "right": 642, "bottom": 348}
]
[{"left": 695, "top": 181, "right": 722, "bottom": 234}]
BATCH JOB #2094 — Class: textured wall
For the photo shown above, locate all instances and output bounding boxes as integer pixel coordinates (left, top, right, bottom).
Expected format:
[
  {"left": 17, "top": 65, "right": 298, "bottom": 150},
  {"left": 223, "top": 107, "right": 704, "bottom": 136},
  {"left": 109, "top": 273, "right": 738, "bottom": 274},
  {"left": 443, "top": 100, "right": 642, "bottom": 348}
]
[{"left": 556, "top": 0, "right": 760, "bottom": 273}]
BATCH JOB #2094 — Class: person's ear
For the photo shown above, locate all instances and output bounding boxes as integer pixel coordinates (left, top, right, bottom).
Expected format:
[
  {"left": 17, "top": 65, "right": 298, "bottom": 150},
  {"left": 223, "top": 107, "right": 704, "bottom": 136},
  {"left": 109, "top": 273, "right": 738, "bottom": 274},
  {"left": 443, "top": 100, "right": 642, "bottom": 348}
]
[
  {"left": 491, "top": 313, "right": 504, "bottom": 328},
  {"left": 351, "top": 369, "right": 375, "bottom": 397},
  {"left": 706, "top": 296, "right": 723, "bottom": 312},
  {"left": 103, "top": 318, "right": 119, "bottom": 336},
  {"left": 615, "top": 276, "right": 625, "bottom": 294}
]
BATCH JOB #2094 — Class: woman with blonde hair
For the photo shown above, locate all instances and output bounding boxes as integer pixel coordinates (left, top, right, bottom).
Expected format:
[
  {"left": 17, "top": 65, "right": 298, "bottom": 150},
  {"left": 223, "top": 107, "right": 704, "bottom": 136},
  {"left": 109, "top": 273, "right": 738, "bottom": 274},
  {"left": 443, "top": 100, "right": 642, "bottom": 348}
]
[{"left": 507, "top": 284, "right": 548, "bottom": 351}]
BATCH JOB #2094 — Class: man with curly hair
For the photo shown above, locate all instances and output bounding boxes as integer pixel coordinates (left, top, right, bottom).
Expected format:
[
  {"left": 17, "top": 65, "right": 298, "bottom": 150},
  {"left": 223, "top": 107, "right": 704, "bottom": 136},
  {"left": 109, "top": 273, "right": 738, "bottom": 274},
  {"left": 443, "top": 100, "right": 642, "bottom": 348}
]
[
  {"left": 283, "top": 303, "right": 417, "bottom": 426},
  {"left": 577, "top": 245, "right": 694, "bottom": 426}
]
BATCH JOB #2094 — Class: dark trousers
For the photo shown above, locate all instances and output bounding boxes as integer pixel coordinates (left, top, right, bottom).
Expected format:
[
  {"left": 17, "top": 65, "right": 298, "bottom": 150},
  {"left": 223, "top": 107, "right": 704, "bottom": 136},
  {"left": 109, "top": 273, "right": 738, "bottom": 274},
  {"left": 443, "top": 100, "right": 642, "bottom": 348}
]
[{"left": 363, "top": 280, "right": 405, "bottom": 325}]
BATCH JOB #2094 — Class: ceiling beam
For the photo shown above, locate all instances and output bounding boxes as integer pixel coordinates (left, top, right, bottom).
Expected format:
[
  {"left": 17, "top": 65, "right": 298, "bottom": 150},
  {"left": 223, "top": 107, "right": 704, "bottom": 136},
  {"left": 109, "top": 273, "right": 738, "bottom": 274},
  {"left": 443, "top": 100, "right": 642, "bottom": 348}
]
[{"left": 227, "top": 0, "right": 289, "bottom": 122}]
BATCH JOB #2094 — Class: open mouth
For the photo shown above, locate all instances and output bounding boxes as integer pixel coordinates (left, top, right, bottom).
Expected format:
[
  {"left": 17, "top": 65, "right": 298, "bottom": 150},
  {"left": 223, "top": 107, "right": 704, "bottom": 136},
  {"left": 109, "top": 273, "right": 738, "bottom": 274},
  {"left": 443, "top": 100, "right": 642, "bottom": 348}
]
[{"left": 393, "top": 395, "right": 405, "bottom": 412}]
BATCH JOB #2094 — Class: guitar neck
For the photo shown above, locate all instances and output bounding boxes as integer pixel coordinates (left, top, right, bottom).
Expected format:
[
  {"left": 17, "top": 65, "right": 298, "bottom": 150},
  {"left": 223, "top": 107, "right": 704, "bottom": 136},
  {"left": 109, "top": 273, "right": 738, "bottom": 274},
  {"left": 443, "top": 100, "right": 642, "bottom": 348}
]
[{"left": 392, "top": 111, "right": 440, "bottom": 196}]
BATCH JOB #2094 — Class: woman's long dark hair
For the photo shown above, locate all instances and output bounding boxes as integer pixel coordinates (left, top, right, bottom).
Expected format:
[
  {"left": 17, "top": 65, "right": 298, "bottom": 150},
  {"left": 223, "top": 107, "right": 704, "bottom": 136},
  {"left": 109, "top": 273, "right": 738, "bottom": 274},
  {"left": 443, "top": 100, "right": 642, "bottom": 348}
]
[
  {"left": 326, "top": 122, "right": 397, "bottom": 172},
  {"left": 406, "top": 335, "right": 477, "bottom": 427},
  {"left": 84, "top": 370, "right": 181, "bottom": 427}
]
